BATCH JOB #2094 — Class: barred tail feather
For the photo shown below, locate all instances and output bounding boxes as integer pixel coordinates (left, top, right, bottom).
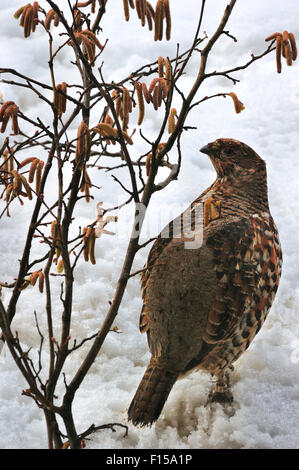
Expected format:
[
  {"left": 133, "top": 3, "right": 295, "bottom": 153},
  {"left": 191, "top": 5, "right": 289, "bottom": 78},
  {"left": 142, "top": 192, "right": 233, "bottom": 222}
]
[{"left": 128, "top": 359, "right": 178, "bottom": 426}]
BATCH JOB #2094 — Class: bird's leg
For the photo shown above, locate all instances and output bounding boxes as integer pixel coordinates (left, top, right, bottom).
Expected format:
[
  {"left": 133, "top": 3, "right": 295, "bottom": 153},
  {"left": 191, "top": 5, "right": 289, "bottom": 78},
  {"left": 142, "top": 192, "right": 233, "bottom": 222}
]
[
  {"left": 205, "top": 368, "right": 236, "bottom": 419},
  {"left": 208, "top": 368, "right": 234, "bottom": 405}
]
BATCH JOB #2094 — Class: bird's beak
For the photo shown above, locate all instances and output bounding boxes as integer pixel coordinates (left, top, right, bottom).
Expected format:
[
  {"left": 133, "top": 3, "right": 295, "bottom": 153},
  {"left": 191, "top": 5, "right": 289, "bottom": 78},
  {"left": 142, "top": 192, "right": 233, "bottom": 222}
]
[{"left": 200, "top": 144, "right": 213, "bottom": 155}]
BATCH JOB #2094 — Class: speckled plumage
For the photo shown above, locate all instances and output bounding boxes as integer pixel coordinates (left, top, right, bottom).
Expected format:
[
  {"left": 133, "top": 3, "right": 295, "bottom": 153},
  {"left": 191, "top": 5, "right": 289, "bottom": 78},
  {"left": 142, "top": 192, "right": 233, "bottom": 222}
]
[{"left": 128, "top": 138, "right": 282, "bottom": 427}]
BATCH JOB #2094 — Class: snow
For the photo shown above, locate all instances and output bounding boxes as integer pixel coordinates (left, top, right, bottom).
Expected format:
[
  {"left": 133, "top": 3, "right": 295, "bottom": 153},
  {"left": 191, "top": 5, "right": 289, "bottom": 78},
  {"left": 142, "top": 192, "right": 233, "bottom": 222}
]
[{"left": 0, "top": 0, "right": 299, "bottom": 449}]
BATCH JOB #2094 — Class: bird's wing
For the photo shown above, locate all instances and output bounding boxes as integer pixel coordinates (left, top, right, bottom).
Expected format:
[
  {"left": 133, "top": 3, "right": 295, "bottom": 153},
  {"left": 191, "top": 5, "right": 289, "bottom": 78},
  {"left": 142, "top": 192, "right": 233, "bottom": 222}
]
[
  {"left": 139, "top": 185, "right": 214, "bottom": 334},
  {"left": 140, "top": 212, "right": 281, "bottom": 368},
  {"left": 202, "top": 213, "right": 282, "bottom": 346},
  {"left": 139, "top": 211, "right": 186, "bottom": 333}
]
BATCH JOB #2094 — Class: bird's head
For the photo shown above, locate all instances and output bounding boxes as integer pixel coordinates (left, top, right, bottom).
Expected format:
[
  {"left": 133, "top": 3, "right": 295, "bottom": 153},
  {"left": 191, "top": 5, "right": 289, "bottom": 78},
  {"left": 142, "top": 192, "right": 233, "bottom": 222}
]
[{"left": 200, "top": 138, "right": 266, "bottom": 180}]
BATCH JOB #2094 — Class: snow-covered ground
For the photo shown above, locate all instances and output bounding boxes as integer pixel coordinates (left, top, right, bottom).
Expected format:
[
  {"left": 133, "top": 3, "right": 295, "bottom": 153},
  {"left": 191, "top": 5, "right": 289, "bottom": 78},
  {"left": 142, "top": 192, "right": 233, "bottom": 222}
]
[{"left": 0, "top": 0, "right": 299, "bottom": 449}]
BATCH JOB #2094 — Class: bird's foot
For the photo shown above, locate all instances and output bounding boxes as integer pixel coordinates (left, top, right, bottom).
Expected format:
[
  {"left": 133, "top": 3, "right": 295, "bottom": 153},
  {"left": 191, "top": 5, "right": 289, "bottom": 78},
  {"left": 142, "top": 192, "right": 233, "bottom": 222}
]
[
  {"left": 206, "top": 387, "right": 235, "bottom": 418},
  {"left": 208, "top": 387, "right": 234, "bottom": 404},
  {"left": 206, "top": 368, "right": 236, "bottom": 418}
]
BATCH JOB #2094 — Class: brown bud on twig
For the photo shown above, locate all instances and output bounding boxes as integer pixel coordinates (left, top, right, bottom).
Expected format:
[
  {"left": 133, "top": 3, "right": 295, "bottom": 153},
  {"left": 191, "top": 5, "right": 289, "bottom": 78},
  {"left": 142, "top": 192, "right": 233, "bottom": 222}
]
[
  {"left": 60, "top": 82, "right": 67, "bottom": 114},
  {"left": 141, "top": 82, "right": 151, "bottom": 104},
  {"left": 164, "top": 0, "right": 171, "bottom": 40},
  {"left": 50, "top": 220, "right": 62, "bottom": 260},
  {"left": 19, "top": 5, "right": 28, "bottom": 26},
  {"left": 158, "top": 56, "right": 164, "bottom": 78},
  {"left": 11, "top": 105, "right": 19, "bottom": 135},
  {"left": 45, "top": 9, "right": 57, "bottom": 30},
  {"left": 19, "top": 174, "right": 33, "bottom": 200},
  {"left": 102, "top": 114, "right": 114, "bottom": 145},
  {"left": 0, "top": 101, "right": 19, "bottom": 134},
  {"left": 11, "top": 170, "right": 22, "bottom": 196},
  {"left": 123, "top": 0, "right": 130, "bottom": 21},
  {"left": 20, "top": 4, "right": 33, "bottom": 37},
  {"left": 38, "top": 270, "right": 44, "bottom": 293},
  {"left": 83, "top": 227, "right": 92, "bottom": 262},
  {"left": 282, "top": 30, "right": 289, "bottom": 46},
  {"left": 82, "top": 227, "right": 88, "bottom": 262},
  {"left": 154, "top": 0, "right": 164, "bottom": 41},
  {"left": 228, "top": 92, "right": 245, "bottom": 114},
  {"left": 122, "top": 131, "right": 134, "bottom": 145},
  {"left": 164, "top": 57, "right": 172, "bottom": 91},
  {"left": 93, "top": 122, "right": 134, "bottom": 145},
  {"left": 88, "top": 228, "right": 96, "bottom": 264},
  {"left": 135, "top": 82, "right": 145, "bottom": 125},
  {"left": 7, "top": 152, "right": 14, "bottom": 172},
  {"left": 53, "top": 11, "right": 59, "bottom": 27},
  {"left": 80, "top": 168, "right": 92, "bottom": 202},
  {"left": 265, "top": 32, "right": 282, "bottom": 42},
  {"left": 276, "top": 35, "right": 282, "bottom": 73},
  {"left": 159, "top": 78, "right": 168, "bottom": 98},
  {"left": 28, "top": 271, "right": 39, "bottom": 286},
  {"left": 54, "top": 85, "right": 62, "bottom": 116},
  {"left": 0, "top": 101, "right": 15, "bottom": 121},
  {"left": 83, "top": 181, "right": 90, "bottom": 202},
  {"left": 268, "top": 31, "right": 298, "bottom": 70},
  {"left": 104, "top": 113, "right": 114, "bottom": 127},
  {"left": 0, "top": 107, "right": 12, "bottom": 134},
  {"left": 28, "top": 158, "right": 40, "bottom": 183},
  {"left": 168, "top": 108, "right": 176, "bottom": 134},
  {"left": 152, "top": 81, "right": 162, "bottom": 110},
  {"left": 77, "top": 0, "right": 93, "bottom": 8},
  {"left": 145, "top": 2, "right": 155, "bottom": 30},
  {"left": 19, "top": 157, "right": 37, "bottom": 168},
  {"left": 121, "top": 87, "right": 132, "bottom": 131},
  {"left": 109, "top": 118, "right": 117, "bottom": 143},
  {"left": 145, "top": 152, "right": 152, "bottom": 176},
  {"left": 74, "top": 32, "right": 96, "bottom": 64},
  {"left": 5, "top": 183, "right": 14, "bottom": 203},
  {"left": 112, "top": 90, "right": 123, "bottom": 118},
  {"left": 146, "top": 1, "right": 155, "bottom": 17},
  {"left": 35, "top": 160, "right": 44, "bottom": 193},
  {"left": 14, "top": 6, "right": 26, "bottom": 19},
  {"left": 139, "top": 0, "right": 147, "bottom": 26},
  {"left": 1, "top": 155, "right": 9, "bottom": 183},
  {"left": 50, "top": 220, "right": 58, "bottom": 240},
  {"left": 32, "top": 2, "right": 39, "bottom": 32},
  {"left": 76, "top": 121, "right": 90, "bottom": 163},
  {"left": 122, "top": 87, "right": 132, "bottom": 130},
  {"left": 122, "top": 87, "right": 132, "bottom": 114},
  {"left": 284, "top": 41, "right": 293, "bottom": 66},
  {"left": 54, "top": 82, "right": 67, "bottom": 117},
  {"left": 154, "top": 0, "right": 171, "bottom": 41},
  {"left": 282, "top": 31, "right": 288, "bottom": 59},
  {"left": 73, "top": 8, "right": 82, "bottom": 32},
  {"left": 93, "top": 122, "right": 133, "bottom": 145},
  {"left": 288, "top": 32, "right": 297, "bottom": 61},
  {"left": 148, "top": 77, "right": 160, "bottom": 94},
  {"left": 57, "top": 258, "right": 64, "bottom": 273},
  {"left": 81, "top": 30, "right": 104, "bottom": 51},
  {"left": 93, "top": 122, "right": 118, "bottom": 139}
]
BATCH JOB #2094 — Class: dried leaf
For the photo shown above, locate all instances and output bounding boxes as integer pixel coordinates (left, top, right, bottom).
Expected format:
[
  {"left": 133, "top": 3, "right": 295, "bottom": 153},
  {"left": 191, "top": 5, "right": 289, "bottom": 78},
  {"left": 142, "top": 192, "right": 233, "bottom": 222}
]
[{"left": 228, "top": 92, "right": 245, "bottom": 114}]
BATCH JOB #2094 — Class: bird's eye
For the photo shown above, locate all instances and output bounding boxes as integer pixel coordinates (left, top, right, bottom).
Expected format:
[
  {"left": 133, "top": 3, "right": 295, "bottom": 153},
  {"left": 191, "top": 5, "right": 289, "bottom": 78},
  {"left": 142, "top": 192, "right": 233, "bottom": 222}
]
[{"left": 223, "top": 148, "right": 232, "bottom": 155}]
